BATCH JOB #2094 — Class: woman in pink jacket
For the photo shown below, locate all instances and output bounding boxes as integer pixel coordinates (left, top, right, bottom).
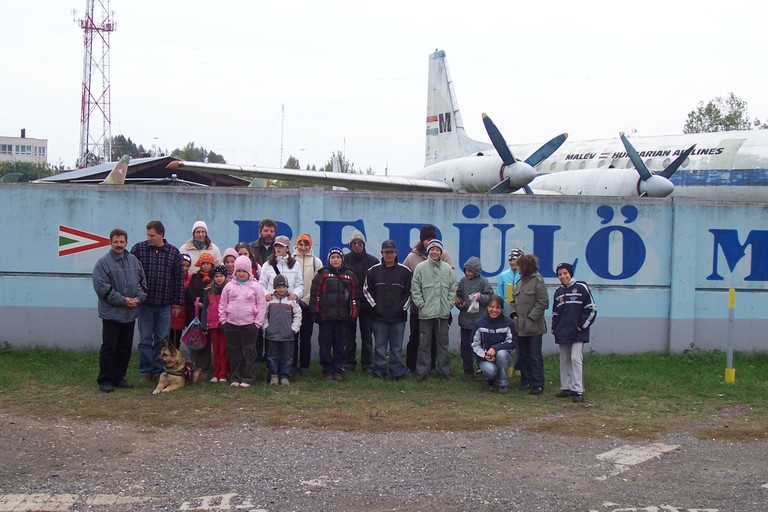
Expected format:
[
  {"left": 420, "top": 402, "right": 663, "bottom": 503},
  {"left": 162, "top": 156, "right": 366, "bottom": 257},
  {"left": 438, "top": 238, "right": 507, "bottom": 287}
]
[{"left": 219, "top": 256, "right": 266, "bottom": 388}]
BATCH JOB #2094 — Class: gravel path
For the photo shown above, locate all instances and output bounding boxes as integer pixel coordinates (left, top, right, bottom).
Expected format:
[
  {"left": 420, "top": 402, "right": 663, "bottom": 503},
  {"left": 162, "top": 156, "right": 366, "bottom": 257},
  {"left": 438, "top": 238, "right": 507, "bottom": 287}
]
[{"left": 1, "top": 412, "right": 766, "bottom": 511}]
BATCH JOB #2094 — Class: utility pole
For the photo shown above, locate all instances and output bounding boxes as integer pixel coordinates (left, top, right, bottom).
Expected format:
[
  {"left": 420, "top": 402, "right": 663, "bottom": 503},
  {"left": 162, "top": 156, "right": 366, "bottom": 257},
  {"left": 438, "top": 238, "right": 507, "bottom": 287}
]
[{"left": 75, "top": 0, "right": 116, "bottom": 168}]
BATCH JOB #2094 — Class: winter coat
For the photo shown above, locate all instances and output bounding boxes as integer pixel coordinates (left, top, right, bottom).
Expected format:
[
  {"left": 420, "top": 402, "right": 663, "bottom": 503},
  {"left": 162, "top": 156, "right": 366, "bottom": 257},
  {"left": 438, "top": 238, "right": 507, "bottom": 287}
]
[
  {"left": 411, "top": 256, "right": 456, "bottom": 320},
  {"left": 455, "top": 256, "right": 494, "bottom": 329},
  {"left": 92, "top": 250, "right": 147, "bottom": 323},
  {"left": 471, "top": 313, "right": 517, "bottom": 360},
  {"left": 259, "top": 255, "right": 305, "bottom": 299},
  {"left": 219, "top": 277, "right": 266, "bottom": 327},
  {"left": 551, "top": 278, "right": 597, "bottom": 344},
  {"left": 200, "top": 286, "right": 223, "bottom": 330},
  {"left": 179, "top": 240, "right": 222, "bottom": 275},
  {"left": 344, "top": 249, "right": 379, "bottom": 315},
  {"left": 292, "top": 249, "right": 323, "bottom": 306},
  {"left": 363, "top": 260, "right": 412, "bottom": 323},
  {"left": 309, "top": 265, "right": 358, "bottom": 323},
  {"left": 510, "top": 272, "right": 549, "bottom": 336},
  {"left": 263, "top": 293, "right": 302, "bottom": 342}
]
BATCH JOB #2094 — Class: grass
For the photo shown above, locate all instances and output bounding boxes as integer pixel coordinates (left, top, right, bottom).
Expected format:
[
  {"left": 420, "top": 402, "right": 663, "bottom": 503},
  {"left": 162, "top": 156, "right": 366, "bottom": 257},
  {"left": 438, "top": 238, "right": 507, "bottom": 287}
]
[{"left": 0, "top": 344, "right": 766, "bottom": 441}]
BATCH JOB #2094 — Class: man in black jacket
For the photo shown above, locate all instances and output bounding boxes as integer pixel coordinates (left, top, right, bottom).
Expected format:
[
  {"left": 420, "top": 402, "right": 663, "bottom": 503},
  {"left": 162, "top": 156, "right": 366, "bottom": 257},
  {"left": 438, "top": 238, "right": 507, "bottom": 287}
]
[
  {"left": 343, "top": 230, "right": 378, "bottom": 371},
  {"left": 363, "top": 240, "right": 412, "bottom": 380}
]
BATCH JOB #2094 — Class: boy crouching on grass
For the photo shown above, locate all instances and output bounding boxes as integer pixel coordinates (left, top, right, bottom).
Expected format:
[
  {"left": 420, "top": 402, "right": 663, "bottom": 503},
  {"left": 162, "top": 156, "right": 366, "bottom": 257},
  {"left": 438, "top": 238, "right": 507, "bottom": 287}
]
[{"left": 264, "top": 274, "right": 302, "bottom": 386}]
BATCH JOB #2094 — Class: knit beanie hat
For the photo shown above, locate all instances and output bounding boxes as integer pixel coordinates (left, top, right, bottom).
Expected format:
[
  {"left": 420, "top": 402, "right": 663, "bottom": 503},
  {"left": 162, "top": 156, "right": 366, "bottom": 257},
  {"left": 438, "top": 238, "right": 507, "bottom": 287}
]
[
  {"left": 426, "top": 239, "right": 443, "bottom": 254},
  {"left": 508, "top": 248, "right": 524, "bottom": 260},
  {"left": 180, "top": 253, "right": 192, "bottom": 265},
  {"left": 223, "top": 247, "right": 238, "bottom": 261},
  {"left": 327, "top": 247, "right": 344, "bottom": 264},
  {"left": 234, "top": 255, "right": 252, "bottom": 276},
  {"left": 212, "top": 264, "right": 227, "bottom": 277},
  {"left": 296, "top": 233, "right": 313, "bottom": 248},
  {"left": 349, "top": 230, "right": 365, "bottom": 244},
  {"left": 419, "top": 225, "right": 438, "bottom": 242},
  {"left": 192, "top": 220, "right": 208, "bottom": 235},
  {"left": 556, "top": 262, "right": 574, "bottom": 278}
]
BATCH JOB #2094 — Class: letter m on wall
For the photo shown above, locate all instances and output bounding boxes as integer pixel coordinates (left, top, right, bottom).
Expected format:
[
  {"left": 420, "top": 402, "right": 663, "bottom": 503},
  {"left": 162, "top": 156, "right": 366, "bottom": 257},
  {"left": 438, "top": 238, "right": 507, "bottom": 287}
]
[{"left": 707, "top": 229, "right": 768, "bottom": 281}]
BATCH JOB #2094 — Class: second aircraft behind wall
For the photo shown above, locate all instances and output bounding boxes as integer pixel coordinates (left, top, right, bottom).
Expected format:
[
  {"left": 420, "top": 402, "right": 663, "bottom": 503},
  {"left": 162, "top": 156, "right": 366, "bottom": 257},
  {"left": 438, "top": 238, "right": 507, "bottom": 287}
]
[{"left": 168, "top": 50, "right": 768, "bottom": 202}]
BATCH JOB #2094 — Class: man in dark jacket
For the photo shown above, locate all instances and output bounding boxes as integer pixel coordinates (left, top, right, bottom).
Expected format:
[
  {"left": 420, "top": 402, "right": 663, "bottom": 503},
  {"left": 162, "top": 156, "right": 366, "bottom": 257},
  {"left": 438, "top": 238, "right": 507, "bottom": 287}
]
[
  {"left": 93, "top": 228, "right": 147, "bottom": 392},
  {"left": 363, "top": 240, "right": 412, "bottom": 380},
  {"left": 343, "top": 230, "right": 378, "bottom": 371}
]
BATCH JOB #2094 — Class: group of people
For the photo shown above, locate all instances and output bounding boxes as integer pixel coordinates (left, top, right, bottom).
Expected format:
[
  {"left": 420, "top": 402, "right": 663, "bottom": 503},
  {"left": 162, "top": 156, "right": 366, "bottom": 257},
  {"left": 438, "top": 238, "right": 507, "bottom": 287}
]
[{"left": 93, "top": 220, "right": 596, "bottom": 402}]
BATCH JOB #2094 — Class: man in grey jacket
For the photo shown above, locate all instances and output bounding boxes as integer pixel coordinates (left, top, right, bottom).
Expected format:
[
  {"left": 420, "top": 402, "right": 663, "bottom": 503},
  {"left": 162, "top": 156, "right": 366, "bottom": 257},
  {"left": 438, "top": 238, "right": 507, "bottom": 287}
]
[{"left": 93, "top": 228, "right": 147, "bottom": 393}]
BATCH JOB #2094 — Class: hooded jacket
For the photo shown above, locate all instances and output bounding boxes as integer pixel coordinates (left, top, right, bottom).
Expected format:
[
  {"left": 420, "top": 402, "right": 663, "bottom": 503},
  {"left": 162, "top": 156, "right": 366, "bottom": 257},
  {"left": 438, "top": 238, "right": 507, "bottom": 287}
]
[
  {"left": 292, "top": 246, "right": 323, "bottom": 306},
  {"left": 309, "top": 261, "right": 358, "bottom": 323},
  {"left": 218, "top": 257, "right": 266, "bottom": 327},
  {"left": 455, "top": 256, "right": 494, "bottom": 329},
  {"left": 263, "top": 292, "right": 302, "bottom": 342},
  {"left": 411, "top": 255, "right": 456, "bottom": 320},
  {"left": 471, "top": 313, "right": 517, "bottom": 359}
]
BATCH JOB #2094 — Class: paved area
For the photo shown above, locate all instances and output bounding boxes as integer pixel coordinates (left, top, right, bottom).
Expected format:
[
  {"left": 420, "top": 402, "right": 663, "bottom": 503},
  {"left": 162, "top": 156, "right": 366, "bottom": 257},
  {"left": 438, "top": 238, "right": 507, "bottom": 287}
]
[{"left": 1, "top": 412, "right": 766, "bottom": 511}]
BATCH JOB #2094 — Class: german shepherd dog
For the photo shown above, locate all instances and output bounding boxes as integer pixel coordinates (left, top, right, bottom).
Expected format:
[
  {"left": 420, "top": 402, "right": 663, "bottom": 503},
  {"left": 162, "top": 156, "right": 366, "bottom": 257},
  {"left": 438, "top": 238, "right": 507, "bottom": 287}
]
[{"left": 153, "top": 340, "right": 203, "bottom": 394}]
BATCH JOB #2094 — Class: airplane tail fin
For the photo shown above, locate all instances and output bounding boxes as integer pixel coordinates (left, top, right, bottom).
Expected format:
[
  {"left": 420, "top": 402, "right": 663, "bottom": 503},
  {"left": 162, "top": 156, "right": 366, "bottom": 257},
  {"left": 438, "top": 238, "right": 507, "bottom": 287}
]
[
  {"left": 425, "top": 50, "right": 490, "bottom": 166},
  {"left": 100, "top": 155, "right": 130, "bottom": 185}
]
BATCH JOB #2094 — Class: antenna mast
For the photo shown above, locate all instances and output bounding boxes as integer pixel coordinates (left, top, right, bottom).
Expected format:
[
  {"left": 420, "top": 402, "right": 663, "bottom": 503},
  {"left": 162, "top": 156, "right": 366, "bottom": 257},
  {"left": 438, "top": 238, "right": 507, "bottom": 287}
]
[{"left": 75, "top": 0, "right": 116, "bottom": 168}]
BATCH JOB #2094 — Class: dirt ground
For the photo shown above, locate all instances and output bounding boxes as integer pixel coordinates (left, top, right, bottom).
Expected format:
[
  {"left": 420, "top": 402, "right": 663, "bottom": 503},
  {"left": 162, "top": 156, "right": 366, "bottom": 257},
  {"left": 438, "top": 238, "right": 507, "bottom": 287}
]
[{"left": 1, "top": 411, "right": 767, "bottom": 511}]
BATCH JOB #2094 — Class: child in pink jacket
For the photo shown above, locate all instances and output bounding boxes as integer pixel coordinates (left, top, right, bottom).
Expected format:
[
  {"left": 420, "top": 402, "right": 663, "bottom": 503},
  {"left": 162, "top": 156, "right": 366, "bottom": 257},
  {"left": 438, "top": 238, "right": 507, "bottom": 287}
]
[{"left": 219, "top": 256, "right": 266, "bottom": 388}]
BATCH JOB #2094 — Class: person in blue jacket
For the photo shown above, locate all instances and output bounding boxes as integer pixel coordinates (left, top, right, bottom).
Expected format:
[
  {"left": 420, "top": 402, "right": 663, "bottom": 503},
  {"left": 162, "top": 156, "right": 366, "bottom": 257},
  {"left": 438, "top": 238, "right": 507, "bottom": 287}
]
[
  {"left": 551, "top": 262, "right": 597, "bottom": 403},
  {"left": 471, "top": 296, "right": 517, "bottom": 393}
]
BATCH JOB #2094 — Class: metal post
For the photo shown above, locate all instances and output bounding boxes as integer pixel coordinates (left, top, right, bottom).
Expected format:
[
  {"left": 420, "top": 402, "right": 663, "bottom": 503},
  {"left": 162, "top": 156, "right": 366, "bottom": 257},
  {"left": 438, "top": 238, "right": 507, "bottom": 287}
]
[{"left": 724, "top": 288, "right": 736, "bottom": 384}]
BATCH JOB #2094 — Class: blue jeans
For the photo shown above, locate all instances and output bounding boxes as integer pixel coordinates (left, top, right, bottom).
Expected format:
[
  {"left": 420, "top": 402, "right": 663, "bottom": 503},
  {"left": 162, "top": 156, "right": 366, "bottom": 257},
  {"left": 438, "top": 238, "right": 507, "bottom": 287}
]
[
  {"left": 266, "top": 339, "right": 294, "bottom": 380},
  {"left": 478, "top": 349, "right": 512, "bottom": 388},
  {"left": 371, "top": 320, "right": 407, "bottom": 379},
  {"left": 138, "top": 304, "right": 171, "bottom": 376}
]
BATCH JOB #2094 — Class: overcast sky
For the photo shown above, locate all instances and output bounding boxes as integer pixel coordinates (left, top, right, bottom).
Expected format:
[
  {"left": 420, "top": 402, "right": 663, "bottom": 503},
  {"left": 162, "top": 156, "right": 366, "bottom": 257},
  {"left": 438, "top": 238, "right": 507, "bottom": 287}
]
[{"left": 3, "top": 1, "right": 765, "bottom": 174}]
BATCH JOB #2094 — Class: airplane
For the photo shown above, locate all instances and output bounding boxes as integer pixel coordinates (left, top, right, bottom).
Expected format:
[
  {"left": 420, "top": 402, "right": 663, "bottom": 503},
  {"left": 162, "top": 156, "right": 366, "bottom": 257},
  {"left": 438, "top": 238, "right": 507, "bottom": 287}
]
[{"left": 171, "top": 49, "right": 768, "bottom": 201}]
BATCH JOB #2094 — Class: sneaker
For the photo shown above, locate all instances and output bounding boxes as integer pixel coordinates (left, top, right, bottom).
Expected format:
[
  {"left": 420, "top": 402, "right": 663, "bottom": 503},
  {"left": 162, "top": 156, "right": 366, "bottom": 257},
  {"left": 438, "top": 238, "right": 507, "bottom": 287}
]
[
  {"left": 239, "top": 382, "right": 251, "bottom": 388},
  {"left": 498, "top": 386, "right": 508, "bottom": 394},
  {"left": 99, "top": 383, "right": 115, "bottom": 393},
  {"left": 280, "top": 378, "right": 291, "bottom": 386},
  {"left": 530, "top": 386, "right": 543, "bottom": 395},
  {"left": 556, "top": 389, "right": 575, "bottom": 398},
  {"left": 572, "top": 393, "right": 584, "bottom": 403},
  {"left": 230, "top": 381, "right": 240, "bottom": 387},
  {"left": 219, "top": 378, "right": 227, "bottom": 383},
  {"left": 518, "top": 383, "right": 531, "bottom": 391},
  {"left": 210, "top": 377, "right": 219, "bottom": 383},
  {"left": 270, "top": 375, "right": 279, "bottom": 386},
  {"left": 415, "top": 374, "right": 427, "bottom": 383},
  {"left": 333, "top": 373, "right": 344, "bottom": 382},
  {"left": 113, "top": 379, "right": 134, "bottom": 389}
]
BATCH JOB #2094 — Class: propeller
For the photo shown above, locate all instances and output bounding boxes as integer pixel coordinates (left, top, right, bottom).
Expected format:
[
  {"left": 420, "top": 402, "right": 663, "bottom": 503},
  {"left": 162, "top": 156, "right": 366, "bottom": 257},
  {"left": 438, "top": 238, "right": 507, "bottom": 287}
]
[
  {"left": 482, "top": 113, "right": 567, "bottom": 194},
  {"left": 620, "top": 133, "right": 695, "bottom": 197}
]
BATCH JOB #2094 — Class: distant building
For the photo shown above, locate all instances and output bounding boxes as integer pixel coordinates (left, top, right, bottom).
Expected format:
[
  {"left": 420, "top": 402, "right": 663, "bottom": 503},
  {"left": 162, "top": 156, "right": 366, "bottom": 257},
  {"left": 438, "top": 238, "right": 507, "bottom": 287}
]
[{"left": 0, "top": 129, "right": 48, "bottom": 165}]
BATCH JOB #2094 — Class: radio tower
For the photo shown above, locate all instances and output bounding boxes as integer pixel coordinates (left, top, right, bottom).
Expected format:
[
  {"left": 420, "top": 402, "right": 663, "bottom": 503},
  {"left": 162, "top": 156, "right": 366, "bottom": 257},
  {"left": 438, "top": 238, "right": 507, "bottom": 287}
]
[{"left": 75, "top": 0, "right": 116, "bottom": 168}]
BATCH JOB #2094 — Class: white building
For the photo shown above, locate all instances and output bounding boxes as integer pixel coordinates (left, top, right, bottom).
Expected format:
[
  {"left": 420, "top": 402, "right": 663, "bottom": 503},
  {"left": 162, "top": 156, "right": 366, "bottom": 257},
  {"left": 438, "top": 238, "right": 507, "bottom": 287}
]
[{"left": 0, "top": 130, "right": 48, "bottom": 165}]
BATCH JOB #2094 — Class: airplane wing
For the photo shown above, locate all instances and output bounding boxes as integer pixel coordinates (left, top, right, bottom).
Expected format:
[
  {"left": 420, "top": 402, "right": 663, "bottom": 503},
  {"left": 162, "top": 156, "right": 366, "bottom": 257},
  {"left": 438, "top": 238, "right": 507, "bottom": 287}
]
[{"left": 166, "top": 161, "right": 453, "bottom": 192}]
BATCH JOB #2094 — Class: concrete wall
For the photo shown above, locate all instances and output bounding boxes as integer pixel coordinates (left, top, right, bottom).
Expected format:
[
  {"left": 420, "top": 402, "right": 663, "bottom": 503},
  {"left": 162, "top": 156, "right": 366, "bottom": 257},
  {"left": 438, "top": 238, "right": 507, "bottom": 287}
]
[{"left": 1, "top": 183, "right": 766, "bottom": 354}]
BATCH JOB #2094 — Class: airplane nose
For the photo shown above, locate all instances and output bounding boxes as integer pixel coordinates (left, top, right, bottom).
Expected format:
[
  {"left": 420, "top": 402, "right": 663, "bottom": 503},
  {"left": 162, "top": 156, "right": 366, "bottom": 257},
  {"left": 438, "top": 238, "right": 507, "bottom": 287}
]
[
  {"left": 639, "top": 175, "right": 674, "bottom": 197},
  {"left": 506, "top": 161, "right": 537, "bottom": 188}
]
